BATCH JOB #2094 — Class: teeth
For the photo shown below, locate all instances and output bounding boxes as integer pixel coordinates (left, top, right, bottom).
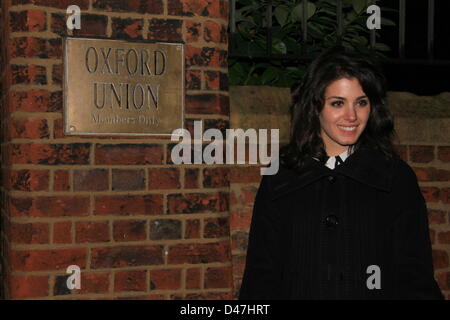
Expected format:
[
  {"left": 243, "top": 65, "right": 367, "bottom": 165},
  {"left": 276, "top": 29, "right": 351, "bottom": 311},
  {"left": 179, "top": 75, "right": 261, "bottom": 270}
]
[{"left": 338, "top": 125, "right": 357, "bottom": 131}]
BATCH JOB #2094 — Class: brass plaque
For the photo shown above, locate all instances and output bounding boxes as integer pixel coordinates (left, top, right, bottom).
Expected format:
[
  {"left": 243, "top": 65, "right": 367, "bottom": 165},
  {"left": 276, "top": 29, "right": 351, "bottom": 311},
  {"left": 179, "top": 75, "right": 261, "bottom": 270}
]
[{"left": 64, "top": 38, "right": 184, "bottom": 136}]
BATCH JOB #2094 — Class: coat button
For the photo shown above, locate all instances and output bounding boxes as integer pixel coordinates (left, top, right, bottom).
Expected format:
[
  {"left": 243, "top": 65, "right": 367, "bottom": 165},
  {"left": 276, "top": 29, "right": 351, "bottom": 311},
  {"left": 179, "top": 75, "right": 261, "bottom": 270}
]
[
  {"left": 327, "top": 175, "right": 336, "bottom": 183},
  {"left": 324, "top": 215, "right": 339, "bottom": 228}
]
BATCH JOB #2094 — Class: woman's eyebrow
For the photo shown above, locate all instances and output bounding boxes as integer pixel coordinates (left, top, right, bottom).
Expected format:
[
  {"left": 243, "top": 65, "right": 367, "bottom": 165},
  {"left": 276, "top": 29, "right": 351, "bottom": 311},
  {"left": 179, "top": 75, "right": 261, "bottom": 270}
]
[{"left": 325, "top": 95, "right": 368, "bottom": 100}]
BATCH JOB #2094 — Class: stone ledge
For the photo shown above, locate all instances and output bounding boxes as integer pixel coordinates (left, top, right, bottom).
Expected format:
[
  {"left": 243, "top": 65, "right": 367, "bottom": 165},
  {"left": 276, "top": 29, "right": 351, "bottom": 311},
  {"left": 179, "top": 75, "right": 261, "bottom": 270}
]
[{"left": 230, "top": 86, "right": 450, "bottom": 144}]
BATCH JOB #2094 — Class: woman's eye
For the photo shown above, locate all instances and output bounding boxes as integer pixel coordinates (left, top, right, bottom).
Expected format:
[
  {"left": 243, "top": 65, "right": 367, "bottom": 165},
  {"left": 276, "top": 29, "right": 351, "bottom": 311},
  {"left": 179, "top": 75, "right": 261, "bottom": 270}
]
[
  {"left": 358, "top": 100, "right": 369, "bottom": 106},
  {"left": 331, "top": 101, "right": 343, "bottom": 107}
]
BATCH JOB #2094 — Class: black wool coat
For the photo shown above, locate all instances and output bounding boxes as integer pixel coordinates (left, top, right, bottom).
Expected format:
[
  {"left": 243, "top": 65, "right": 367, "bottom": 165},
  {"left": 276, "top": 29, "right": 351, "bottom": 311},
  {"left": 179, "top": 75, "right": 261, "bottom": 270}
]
[{"left": 239, "top": 146, "right": 444, "bottom": 300}]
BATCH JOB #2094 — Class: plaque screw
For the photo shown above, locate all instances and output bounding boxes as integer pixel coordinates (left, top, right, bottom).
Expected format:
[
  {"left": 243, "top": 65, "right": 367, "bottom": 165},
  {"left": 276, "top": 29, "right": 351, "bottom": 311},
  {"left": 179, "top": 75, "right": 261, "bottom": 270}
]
[
  {"left": 176, "top": 45, "right": 181, "bottom": 51},
  {"left": 69, "top": 126, "right": 76, "bottom": 131}
]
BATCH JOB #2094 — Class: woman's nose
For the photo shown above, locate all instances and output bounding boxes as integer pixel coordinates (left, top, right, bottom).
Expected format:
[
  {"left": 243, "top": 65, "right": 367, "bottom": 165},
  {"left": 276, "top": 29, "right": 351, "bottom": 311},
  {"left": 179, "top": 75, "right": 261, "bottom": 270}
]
[{"left": 344, "top": 106, "right": 357, "bottom": 121}]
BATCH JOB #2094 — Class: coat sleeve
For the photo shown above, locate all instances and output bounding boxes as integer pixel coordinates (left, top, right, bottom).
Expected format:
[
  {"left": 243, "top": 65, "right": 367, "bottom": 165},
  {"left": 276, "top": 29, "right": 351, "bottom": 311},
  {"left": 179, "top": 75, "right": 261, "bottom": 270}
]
[
  {"left": 239, "top": 176, "right": 283, "bottom": 300},
  {"left": 391, "top": 163, "right": 444, "bottom": 300}
]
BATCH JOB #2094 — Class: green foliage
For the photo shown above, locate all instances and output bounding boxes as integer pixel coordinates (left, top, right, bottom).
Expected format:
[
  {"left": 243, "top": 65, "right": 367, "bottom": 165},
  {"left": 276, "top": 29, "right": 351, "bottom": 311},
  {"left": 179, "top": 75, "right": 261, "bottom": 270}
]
[{"left": 229, "top": 0, "right": 396, "bottom": 87}]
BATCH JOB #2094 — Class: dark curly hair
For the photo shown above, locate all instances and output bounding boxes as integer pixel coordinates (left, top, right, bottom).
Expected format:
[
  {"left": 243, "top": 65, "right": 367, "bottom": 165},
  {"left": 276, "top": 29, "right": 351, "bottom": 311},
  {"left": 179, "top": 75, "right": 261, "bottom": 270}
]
[{"left": 280, "top": 46, "right": 399, "bottom": 172}]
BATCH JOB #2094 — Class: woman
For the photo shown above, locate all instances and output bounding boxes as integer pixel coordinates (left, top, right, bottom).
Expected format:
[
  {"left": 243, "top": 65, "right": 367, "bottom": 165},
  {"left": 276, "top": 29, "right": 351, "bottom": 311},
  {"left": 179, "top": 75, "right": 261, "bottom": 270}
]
[{"left": 239, "top": 48, "right": 444, "bottom": 300}]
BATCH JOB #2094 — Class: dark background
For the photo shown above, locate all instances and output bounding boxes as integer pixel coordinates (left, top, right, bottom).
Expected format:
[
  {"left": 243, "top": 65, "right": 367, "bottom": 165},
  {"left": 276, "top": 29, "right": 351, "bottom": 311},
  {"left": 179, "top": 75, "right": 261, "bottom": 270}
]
[{"left": 379, "top": 0, "right": 450, "bottom": 95}]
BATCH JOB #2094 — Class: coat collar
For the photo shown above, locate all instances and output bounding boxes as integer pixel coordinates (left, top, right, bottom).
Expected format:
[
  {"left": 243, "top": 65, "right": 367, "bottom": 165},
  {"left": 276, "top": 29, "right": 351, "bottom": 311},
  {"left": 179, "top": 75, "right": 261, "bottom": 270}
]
[{"left": 271, "top": 146, "right": 399, "bottom": 200}]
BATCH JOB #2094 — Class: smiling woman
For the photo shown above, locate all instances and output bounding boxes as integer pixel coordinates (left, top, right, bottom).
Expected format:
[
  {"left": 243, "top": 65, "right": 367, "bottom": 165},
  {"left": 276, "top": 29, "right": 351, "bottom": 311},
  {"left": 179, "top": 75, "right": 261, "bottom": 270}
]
[{"left": 239, "top": 47, "right": 444, "bottom": 300}]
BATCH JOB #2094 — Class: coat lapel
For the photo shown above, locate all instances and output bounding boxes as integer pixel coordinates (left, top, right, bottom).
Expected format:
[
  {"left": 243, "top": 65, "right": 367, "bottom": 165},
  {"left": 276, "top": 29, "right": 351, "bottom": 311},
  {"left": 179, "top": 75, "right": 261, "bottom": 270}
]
[{"left": 271, "top": 146, "right": 399, "bottom": 200}]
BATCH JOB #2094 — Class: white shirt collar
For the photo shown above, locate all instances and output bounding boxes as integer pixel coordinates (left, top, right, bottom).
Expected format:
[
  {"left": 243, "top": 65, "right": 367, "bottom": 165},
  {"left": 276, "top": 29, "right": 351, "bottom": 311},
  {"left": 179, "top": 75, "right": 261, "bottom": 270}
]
[{"left": 325, "top": 147, "right": 354, "bottom": 170}]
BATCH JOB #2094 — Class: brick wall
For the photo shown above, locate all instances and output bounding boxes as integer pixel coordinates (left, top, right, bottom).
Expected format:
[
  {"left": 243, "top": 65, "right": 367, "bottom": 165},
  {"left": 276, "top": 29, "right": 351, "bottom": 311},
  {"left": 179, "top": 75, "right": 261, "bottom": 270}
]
[
  {"left": 228, "top": 87, "right": 450, "bottom": 300},
  {"left": 1, "top": 0, "right": 232, "bottom": 299}
]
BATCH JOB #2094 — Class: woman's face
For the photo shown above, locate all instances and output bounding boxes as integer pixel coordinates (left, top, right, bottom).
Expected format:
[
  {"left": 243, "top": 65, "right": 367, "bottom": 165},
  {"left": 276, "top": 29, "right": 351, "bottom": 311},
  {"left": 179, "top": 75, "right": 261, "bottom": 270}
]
[{"left": 319, "top": 77, "right": 371, "bottom": 156}]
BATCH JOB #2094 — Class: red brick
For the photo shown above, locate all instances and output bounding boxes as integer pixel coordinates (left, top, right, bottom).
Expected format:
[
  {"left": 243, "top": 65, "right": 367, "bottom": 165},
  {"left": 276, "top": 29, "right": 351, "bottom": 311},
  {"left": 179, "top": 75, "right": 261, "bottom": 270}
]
[
  {"left": 204, "top": 21, "right": 227, "bottom": 43},
  {"left": 73, "top": 169, "right": 109, "bottom": 191},
  {"left": 204, "top": 118, "right": 229, "bottom": 135},
  {"left": 437, "top": 146, "right": 450, "bottom": 162},
  {"left": 115, "top": 270, "right": 147, "bottom": 292},
  {"left": 186, "top": 46, "right": 227, "bottom": 68},
  {"left": 395, "top": 145, "right": 407, "bottom": 162},
  {"left": 185, "top": 168, "right": 199, "bottom": 188},
  {"left": 232, "top": 254, "right": 246, "bottom": 278},
  {"left": 168, "top": 241, "right": 230, "bottom": 264},
  {"left": 113, "top": 220, "right": 147, "bottom": 242},
  {"left": 203, "top": 167, "right": 229, "bottom": 187},
  {"left": 440, "top": 188, "right": 450, "bottom": 204},
  {"left": 419, "top": 187, "right": 440, "bottom": 203},
  {"left": 185, "top": 219, "right": 200, "bottom": 239},
  {"left": 51, "top": 64, "right": 62, "bottom": 86},
  {"left": 148, "top": 18, "right": 183, "bottom": 41},
  {"left": 150, "top": 219, "right": 181, "bottom": 240},
  {"left": 205, "top": 266, "right": 232, "bottom": 289},
  {"left": 409, "top": 145, "right": 435, "bottom": 163},
  {"left": 10, "top": 143, "right": 90, "bottom": 165},
  {"left": 428, "top": 209, "right": 447, "bottom": 225},
  {"left": 150, "top": 269, "right": 181, "bottom": 290},
  {"left": 10, "top": 222, "right": 49, "bottom": 244},
  {"left": 438, "top": 231, "right": 450, "bottom": 244},
  {"left": 9, "top": 119, "right": 50, "bottom": 139},
  {"left": 436, "top": 272, "right": 450, "bottom": 290},
  {"left": 94, "top": 195, "right": 163, "bottom": 216},
  {"left": 10, "top": 248, "right": 87, "bottom": 271},
  {"left": 50, "top": 13, "right": 66, "bottom": 36},
  {"left": 75, "top": 221, "right": 110, "bottom": 243},
  {"left": 230, "top": 208, "right": 253, "bottom": 230},
  {"left": 231, "top": 230, "right": 249, "bottom": 251},
  {"left": 205, "top": 71, "right": 228, "bottom": 91},
  {"left": 229, "top": 167, "right": 262, "bottom": 183},
  {"left": 54, "top": 170, "right": 70, "bottom": 191},
  {"left": 10, "top": 10, "right": 46, "bottom": 32},
  {"left": 9, "top": 196, "right": 89, "bottom": 217},
  {"left": 185, "top": 21, "right": 201, "bottom": 43},
  {"left": 111, "top": 18, "right": 143, "bottom": 39},
  {"left": 73, "top": 14, "right": 108, "bottom": 37},
  {"left": 429, "top": 228, "right": 435, "bottom": 245},
  {"left": 168, "top": 0, "right": 228, "bottom": 19},
  {"left": 112, "top": 169, "right": 145, "bottom": 191},
  {"left": 79, "top": 273, "right": 110, "bottom": 294},
  {"left": 11, "top": 64, "right": 47, "bottom": 85},
  {"left": 9, "top": 90, "right": 62, "bottom": 112},
  {"left": 185, "top": 70, "right": 201, "bottom": 89},
  {"left": 167, "top": 192, "right": 228, "bottom": 214},
  {"left": 432, "top": 249, "right": 449, "bottom": 269},
  {"left": 186, "top": 94, "right": 229, "bottom": 115},
  {"left": 9, "top": 37, "right": 62, "bottom": 59},
  {"left": 204, "top": 217, "right": 229, "bottom": 238},
  {"left": 95, "top": 144, "right": 163, "bottom": 165},
  {"left": 9, "top": 275, "right": 49, "bottom": 299},
  {"left": 6, "top": 169, "right": 49, "bottom": 191},
  {"left": 12, "top": 0, "right": 89, "bottom": 9},
  {"left": 148, "top": 168, "right": 180, "bottom": 189},
  {"left": 53, "top": 221, "right": 72, "bottom": 244},
  {"left": 413, "top": 167, "right": 450, "bottom": 182},
  {"left": 91, "top": 245, "right": 163, "bottom": 268},
  {"left": 186, "top": 268, "right": 201, "bottom": 289},
  {"left": 93, "top": 0, "right": 163, "bottom": 14},
  {"left": 241, "top": 186, "right": 258, "bottom": 204}
]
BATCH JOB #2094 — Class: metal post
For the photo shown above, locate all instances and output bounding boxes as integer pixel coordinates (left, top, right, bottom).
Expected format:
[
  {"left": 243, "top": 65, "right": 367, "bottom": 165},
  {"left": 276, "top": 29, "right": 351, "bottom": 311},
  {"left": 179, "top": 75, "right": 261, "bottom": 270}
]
[
  {"left": 427, "top": 0, "right": 435, "bottom": 60},
  {"left": 267, "top": 0, "right": 272, "bottom": 56},
  {"left": 399, "top": 0, "right": 406, "bottom": 58},
  {"left": 336, "top": 0, "right": 343, "bottom": 44}
]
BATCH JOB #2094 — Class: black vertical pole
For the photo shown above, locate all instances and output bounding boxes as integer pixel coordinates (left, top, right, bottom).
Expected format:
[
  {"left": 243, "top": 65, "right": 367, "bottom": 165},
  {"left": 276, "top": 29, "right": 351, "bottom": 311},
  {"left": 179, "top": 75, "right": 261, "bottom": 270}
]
[
  {"left": 267, "top": 0, "right": 272, "bottom": 56},
  {"left": 427, "top": 0, "right": 435, "bottom": 60},
  {"left": 399, "top": 0, "right": 406, "bottom": 58},
  {"left": 336, "top": 0, "right": 343, "bottom": 45},
  {"left": 302, "top": 0, "right": 308, "bottom": 54}
]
